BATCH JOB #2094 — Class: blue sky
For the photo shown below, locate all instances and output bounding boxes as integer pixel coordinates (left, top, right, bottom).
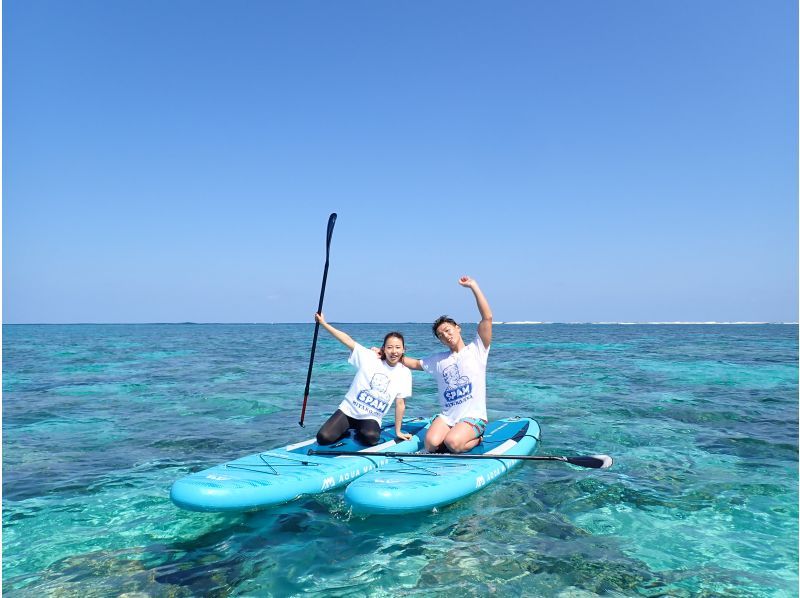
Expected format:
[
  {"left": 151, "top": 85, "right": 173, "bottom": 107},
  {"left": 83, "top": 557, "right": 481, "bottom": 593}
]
[{"left": 4, "top": 1, "right": 797, "bottom": 323}]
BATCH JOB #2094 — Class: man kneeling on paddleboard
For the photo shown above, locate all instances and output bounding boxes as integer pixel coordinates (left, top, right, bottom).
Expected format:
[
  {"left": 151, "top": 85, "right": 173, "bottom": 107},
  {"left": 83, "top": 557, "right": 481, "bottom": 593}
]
[{"left": 401, "top": 276, "right": 492, "bottom": 454}]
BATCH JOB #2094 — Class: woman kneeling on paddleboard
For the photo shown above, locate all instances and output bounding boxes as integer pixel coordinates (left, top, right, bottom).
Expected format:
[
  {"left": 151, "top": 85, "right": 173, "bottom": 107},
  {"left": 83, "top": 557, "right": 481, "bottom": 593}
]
[
  {"left": 401, "top": 276, "right": 492, "bottom": 454},
  {"left": 315, "top": 313, "right": 413, "bottom": 446}
]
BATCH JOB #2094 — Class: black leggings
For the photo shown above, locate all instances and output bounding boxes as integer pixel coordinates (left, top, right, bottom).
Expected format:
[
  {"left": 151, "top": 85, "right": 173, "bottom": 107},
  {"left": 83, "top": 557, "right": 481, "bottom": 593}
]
[{"left": 316, "top": 410, "right": 382, "bottom": 446}]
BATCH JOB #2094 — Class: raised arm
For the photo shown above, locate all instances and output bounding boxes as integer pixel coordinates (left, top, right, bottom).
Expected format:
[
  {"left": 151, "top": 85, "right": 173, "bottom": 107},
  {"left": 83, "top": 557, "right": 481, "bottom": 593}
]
[
  {"left": 315, "top": 312, "right": 356, "bottom": 351},
  {"left": 459, "top": 276, "right": 492, "bottom": 348}
]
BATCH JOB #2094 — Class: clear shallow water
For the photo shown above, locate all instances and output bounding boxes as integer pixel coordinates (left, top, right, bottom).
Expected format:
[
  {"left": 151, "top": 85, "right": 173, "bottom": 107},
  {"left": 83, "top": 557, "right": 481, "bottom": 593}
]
[{"left": 3, "top": 323, "right": 797, "bottom": 597}]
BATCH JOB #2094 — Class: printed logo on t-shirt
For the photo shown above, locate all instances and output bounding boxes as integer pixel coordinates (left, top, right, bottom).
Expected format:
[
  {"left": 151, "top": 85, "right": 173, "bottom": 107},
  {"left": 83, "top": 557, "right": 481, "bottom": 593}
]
[
  {"left": 355, "top": 373, "right": 391, "bottom": 417},
  {"left": 442, "top": 364, "right": 472, "bottom": 407}
]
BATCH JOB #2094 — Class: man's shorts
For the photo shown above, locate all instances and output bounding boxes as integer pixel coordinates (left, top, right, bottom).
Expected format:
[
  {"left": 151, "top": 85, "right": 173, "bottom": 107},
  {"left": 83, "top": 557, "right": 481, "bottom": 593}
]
[{"left": 457, "top": 416, "right": 488, "bottom": 439}]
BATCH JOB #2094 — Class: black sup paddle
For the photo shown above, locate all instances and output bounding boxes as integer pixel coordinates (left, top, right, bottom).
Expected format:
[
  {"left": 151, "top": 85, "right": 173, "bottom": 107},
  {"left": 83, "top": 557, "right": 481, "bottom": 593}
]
[
  {"left": 307, "top": 449, "right": 613, "bottom": 469},
  {"left": 299, "top": 213, "right": 337, "bottom": 427}
]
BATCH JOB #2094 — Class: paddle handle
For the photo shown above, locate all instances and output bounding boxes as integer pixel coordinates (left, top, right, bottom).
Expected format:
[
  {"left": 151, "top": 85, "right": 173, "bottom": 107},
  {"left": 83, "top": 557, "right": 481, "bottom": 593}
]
[{"left": 299, "top": 213, "right": 337, "bottom": 427}]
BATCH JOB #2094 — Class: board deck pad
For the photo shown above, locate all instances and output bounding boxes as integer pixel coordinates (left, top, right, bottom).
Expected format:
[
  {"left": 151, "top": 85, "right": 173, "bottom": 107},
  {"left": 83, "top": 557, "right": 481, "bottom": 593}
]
[
  {"left": 170, "top": 418, "right": 429, "bottom": 512},
  {"left": 344, "top": 417, "right": 541, "bottom": 515}
]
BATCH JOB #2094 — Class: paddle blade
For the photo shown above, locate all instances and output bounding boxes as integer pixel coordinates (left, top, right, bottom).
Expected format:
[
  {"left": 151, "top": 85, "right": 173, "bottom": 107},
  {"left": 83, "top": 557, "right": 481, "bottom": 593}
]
[
  {"left": 566, "top": 454, "right": 613, "bottom": 469},
  {"left": 326, "top": 213, "right": 337, "bottom": 250}
]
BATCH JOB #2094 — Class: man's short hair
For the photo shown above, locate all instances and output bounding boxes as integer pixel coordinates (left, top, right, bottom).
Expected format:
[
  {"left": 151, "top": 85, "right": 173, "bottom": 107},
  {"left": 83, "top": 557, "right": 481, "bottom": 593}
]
[{"left": 432, "top": 315, "right": 458, "bottom": 338}]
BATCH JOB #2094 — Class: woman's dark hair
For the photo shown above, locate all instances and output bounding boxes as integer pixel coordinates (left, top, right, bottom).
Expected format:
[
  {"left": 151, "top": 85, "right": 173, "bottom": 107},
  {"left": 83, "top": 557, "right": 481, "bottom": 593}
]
[
  {"left": 432, "top": 315, "right": 458, "bottom": 338},
  {"left": 382, "top": 332, "right": 405, "bottom": 359}
]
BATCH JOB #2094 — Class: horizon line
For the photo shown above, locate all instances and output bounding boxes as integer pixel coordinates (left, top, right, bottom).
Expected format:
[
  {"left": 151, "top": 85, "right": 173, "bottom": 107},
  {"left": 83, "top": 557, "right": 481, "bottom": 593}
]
[{"left": 2, "top": 321, "right": 797, "bottom": 326}]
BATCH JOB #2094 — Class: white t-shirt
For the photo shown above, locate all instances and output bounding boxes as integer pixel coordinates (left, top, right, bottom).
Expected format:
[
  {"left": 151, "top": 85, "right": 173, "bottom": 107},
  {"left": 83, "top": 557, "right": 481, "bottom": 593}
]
[
  {"left": 338, "top": 343, "right": 413, "bottom": 423},
  {"left": 420, "top": 334, "right": 489, "bottom": 426}
]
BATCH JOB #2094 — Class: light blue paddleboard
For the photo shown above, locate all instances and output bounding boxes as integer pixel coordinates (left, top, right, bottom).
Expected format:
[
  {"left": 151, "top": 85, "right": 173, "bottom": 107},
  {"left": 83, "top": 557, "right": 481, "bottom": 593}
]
[
  {"left": 170, "top": 418, "right": 429, "bottom": 512},
  {"left": 344, "top": 416, "right": 541, "bottom": 515}
]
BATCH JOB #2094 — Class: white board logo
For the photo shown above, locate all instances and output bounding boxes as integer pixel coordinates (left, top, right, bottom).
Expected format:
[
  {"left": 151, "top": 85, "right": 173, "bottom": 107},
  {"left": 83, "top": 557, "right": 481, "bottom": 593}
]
[
  {"left": 321, "top": 477, "right": 336, "bottom": 491},
  {"left": 475, "top": 475, "right": 486, "bottom": 488}
]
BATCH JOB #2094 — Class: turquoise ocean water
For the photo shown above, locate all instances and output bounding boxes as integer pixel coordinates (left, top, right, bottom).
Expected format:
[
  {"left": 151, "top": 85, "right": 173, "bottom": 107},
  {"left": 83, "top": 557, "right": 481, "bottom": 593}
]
[{"left": 3, "top": 323, "right": 798, "bottom": 596}]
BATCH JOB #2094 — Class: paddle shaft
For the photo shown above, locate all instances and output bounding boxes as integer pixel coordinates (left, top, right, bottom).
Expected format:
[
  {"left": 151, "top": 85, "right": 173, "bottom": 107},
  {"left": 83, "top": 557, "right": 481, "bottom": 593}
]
[
  {"left": 299, "top": 213, "right": 337, "bottom": 427},
  {"left": 307, "top": 449, "right": 613, "bottom": 469}
]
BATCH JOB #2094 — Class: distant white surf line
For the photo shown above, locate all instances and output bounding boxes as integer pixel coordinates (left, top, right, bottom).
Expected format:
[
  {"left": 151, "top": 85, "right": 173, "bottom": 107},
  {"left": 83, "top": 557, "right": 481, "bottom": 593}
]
[{"left": 494, "top": 321, "right": 795, "bottom": 325}]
